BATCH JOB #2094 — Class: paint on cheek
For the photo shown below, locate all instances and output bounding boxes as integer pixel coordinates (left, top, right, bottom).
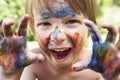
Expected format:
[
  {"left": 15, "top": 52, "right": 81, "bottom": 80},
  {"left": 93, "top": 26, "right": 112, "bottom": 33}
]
[
  {"left": 74, "top": 33, "right": 79, "bottom": 44},
  {"left": 38, "top": 38, "right": 51, "bottom": 54},
  {"left": 67, "top": 32, "right": 80, "bottom": 47}
]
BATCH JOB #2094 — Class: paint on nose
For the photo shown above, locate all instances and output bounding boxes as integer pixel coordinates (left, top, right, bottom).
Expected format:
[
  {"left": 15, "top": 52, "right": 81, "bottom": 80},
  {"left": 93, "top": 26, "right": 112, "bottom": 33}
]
[{"left": 52, "top": 26, "right": 62, "bottom": 40}]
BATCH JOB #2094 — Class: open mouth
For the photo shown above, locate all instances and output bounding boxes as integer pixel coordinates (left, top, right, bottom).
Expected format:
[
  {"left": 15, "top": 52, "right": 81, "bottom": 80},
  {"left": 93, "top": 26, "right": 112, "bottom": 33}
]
[{"left": 50, "top": 48, "right": 72, "bottom": 63}]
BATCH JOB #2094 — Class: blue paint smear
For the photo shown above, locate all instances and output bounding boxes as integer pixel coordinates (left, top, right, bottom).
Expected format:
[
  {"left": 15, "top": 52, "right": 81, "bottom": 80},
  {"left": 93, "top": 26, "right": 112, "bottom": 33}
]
[{"left": 42, "top": 6, "right": 76, "bottom": 19}]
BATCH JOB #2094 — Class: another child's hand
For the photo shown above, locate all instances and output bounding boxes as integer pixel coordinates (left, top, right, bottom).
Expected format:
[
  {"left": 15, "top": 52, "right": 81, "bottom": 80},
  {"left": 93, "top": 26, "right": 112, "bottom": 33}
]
[
  {"left": 72, "top": 20, "right": 120, "bottom": 79},
  {"left": 0, "top": 14, "right": 44, "bottom": 73}
]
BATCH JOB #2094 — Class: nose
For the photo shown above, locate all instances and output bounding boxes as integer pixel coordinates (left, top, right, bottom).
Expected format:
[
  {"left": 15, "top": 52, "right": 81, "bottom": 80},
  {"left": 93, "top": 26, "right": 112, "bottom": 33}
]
[{"left": 50, "top": 27, "right": 66, "bottom": 44}]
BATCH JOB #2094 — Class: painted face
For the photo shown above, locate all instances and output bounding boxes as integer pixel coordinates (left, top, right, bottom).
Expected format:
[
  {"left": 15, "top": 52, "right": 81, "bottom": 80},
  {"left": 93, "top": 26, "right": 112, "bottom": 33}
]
[{"left": 33, "top": 0, "right": 88, "bottom": 67}]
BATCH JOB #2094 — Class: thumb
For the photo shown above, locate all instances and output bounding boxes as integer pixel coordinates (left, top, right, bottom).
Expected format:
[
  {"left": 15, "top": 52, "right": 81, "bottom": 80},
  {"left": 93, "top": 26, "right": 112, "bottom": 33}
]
[
  {"left": 72, "top": 59, "right": 90, "bottom": 71},
  {"left": 26, "top": 48, "right": 45, "bottom": 63}
]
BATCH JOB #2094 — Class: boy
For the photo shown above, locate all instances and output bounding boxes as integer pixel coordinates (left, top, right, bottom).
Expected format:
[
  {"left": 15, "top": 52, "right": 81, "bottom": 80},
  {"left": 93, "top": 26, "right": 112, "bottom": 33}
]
[
  {"left": 0, "top": 0, "right": 120, "bottom": 80},
  {"left": 21, "top": 0, "right": 104, "bottom": 80}
]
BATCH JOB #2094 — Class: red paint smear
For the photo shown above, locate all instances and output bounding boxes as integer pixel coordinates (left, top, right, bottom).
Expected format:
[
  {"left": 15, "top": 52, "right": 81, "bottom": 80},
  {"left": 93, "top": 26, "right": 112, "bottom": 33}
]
[
  {"left": 67, "top": 34, "right": 72, "bottom": 40},
  {"left": 66, "top": 33, "right": 79, "bottom": 44},
  {"left": 74, "top": 32, "right": 79, "bottom": 43}
]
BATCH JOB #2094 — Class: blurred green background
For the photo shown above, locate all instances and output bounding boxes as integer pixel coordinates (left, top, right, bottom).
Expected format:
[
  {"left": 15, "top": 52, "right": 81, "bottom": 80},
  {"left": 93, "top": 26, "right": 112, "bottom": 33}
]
[
  {"left": 0, "top": 0, "right": 120, "bottom": 46},
  {"left": 0, "top": 0, "right": 35, "bottom": 41}
]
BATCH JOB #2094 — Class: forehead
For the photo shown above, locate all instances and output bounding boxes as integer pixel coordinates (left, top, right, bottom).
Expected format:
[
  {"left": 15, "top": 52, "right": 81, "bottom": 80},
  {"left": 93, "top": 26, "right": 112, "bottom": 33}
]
[{"left": 33, "top": 0, "right": 77, "bottom": 19}]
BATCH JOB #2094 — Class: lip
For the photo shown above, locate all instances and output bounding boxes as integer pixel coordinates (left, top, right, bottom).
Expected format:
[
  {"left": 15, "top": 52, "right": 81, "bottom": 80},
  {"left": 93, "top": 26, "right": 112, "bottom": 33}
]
[{"left": 50, "top": 48, "right": 72, "bottom": 63}]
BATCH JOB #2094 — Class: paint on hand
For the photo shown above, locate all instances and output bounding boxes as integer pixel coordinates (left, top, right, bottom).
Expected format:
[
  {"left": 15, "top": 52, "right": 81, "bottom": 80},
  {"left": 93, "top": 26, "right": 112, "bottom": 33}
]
[
  {"left": 4, "top": 25, "right": 14, "bottom": 37},
  {"left": 0, "top": 36, "right": 28, "bottom": 70},
  {"left": 91, "top": 30, "right": 100, "bottom": 42},
  {"left": 105, "top": 31, "right": 113, "bottom": 43},
  {"left": 88, "top": 27, "right": 120, "bottom": 79}
]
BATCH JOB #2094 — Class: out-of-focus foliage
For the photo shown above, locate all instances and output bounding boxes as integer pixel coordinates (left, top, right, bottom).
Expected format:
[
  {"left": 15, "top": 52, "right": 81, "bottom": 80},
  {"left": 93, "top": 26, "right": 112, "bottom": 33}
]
[
  {"left": 0, "top": 0, "right": 24, "bottom": 29},
  {"left": 113, "top": 0, "right": 120, "bottom": 6},
  {"left": 97, "top": 0, "right": 120, "bottom": 38},
  {"left": 0, "top": 0, "right": 35, "bottom": 41},
  {"left": 97, "top": 0, "right": 120, "bottom": 26}
]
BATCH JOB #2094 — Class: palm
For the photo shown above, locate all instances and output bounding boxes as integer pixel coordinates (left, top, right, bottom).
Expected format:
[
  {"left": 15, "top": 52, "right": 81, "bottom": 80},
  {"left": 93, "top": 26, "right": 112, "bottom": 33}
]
[
  {"left": 85, "top": 20, "right": 120, "bottom": 79},
  {"left": 0, "top": 15, "right": 29, "bottom": 71},
  {"left": 72, "top": 20, "right": 120, "bottom": 79}
]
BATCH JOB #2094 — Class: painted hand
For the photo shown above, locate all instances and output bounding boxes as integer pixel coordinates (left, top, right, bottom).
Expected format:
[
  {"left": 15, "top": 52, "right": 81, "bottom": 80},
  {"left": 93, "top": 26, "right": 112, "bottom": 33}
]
[
  {"left": 0, "top": 14, "right": 44, "bottom": 73},
  {"left": 72, "top": 20, "right": 120, "bottom": 79}
]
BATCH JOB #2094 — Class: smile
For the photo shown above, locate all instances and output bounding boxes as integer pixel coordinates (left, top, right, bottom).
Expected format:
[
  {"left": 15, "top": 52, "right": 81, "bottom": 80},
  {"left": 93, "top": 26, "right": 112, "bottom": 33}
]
[{"left": 50, "top": 48, "right": 72, "bottom": 63}]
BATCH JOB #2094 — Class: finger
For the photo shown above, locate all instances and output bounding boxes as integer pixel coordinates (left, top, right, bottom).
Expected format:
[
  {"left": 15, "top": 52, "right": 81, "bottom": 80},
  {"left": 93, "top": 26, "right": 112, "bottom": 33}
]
[
  {"left": 84, "top": 19, "right": 102, "bottom": 43},
  {"left": 2, "top": 18, "right": 15, "bottom": 37},
  {"left": 0, "top": 34, "right": 4, "bottom": 41},
  {"left": 26, "top": 48, "right": 45, "bottom": 63},
  {"left": 72, "top": 59, "right": 90, "bottom": 71},
  {"left": 116, "top": 27, "right": 120, "bottom": 50},
  {"left": 100, "top": 22, "right": 117, "bottom": 43},
  {"left": 17, "top": 14, "right": 30, "bottom": 37}
]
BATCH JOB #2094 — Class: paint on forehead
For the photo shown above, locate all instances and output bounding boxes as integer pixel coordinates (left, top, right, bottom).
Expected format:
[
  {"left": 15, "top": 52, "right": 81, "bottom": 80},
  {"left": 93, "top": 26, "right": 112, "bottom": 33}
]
[
  {"left": 48, "top": 0, "right": 67, "bottom": 4},
  {"left": 42, "top": 6, "right": 76, "bottom": 19}
]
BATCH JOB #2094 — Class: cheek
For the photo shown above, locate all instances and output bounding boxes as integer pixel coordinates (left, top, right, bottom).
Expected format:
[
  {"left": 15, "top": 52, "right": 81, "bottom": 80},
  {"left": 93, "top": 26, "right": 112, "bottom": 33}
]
[
  {"left": 37, "top": 35, "right": 50, "bottom": 48},
  {"left": 67, "top": 32, "right": 80, "bottom": 47},
  {"left": 36, "top": 30, "right": 49, "bottom": 45},
  {"left": 36, "top": 35, "right": 51, "bottom": 54}
]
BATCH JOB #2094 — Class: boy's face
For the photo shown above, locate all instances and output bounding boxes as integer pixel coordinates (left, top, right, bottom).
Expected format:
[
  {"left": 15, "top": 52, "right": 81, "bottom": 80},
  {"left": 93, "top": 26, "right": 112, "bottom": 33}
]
[{"left": 33, "top": 1, "right": 88, "bottom": 68}]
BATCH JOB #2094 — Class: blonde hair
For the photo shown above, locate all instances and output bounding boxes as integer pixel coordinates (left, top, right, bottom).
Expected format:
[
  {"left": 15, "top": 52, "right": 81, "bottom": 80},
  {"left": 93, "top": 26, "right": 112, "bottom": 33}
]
[{"left": 25, "top": 0, "right": 97, "bottom": 33}]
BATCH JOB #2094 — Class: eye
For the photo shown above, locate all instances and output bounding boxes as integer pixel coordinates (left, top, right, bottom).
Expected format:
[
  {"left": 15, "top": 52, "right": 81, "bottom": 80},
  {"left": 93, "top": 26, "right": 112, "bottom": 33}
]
[
  {"left": 66, "top": 20, "right": 80, "bottom": 24},
  {"left": 37, "top": 22, "right": 51, "bottom": 26}
]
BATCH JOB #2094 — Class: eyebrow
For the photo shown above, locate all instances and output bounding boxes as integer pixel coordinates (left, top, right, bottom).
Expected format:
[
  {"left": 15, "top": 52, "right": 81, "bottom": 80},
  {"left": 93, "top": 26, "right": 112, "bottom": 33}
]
[{"left": 41, "top": 6, "right": 76, "bottom": 19}]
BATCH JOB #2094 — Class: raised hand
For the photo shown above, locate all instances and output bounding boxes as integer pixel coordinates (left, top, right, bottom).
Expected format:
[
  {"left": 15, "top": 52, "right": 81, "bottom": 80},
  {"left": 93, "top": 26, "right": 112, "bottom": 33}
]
[
  {"left": 0, "top": 14, "right": 44, "bottom": 73},
  {"left": 72, "top": 19, "right": 120, "bottom": 79}
]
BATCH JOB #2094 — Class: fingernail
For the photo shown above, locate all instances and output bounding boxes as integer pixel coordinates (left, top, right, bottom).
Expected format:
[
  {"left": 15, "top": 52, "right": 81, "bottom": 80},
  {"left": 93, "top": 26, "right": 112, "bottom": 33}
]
[
  {"left": 72, "top": 67, "right": 79, "bottom": 71},
  {"left": 72, "top": 66, "right": 84, "bottom": 71}
]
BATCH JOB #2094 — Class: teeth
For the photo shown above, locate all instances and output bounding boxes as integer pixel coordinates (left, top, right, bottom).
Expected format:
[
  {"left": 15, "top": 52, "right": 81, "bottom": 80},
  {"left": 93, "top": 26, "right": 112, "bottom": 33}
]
[{"left": 52, "top": 48, "right": 69, "bottom": 52}]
